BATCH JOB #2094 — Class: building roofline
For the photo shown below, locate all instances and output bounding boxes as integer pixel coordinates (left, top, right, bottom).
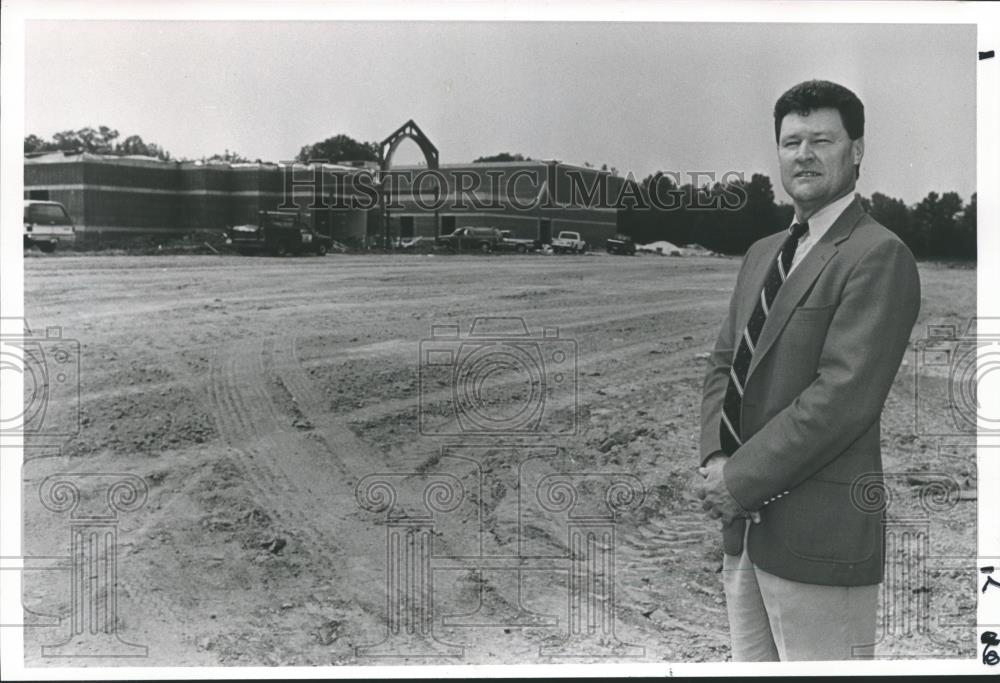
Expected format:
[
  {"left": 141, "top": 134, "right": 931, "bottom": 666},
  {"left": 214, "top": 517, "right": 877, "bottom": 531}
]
[
  {"left": 25, "top": 153, "right": 621, "bottom": 177},
  {"left": 387, "top": 160, "right": 618, "bottom": 175}
]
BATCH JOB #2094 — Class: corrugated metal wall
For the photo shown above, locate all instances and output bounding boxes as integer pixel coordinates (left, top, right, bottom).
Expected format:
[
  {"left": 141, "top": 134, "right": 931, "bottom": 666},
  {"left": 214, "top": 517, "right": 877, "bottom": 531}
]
[
  {"left": 23, "top": 155, "right": 371, "bottom": 237},
  {"left": 24, "top": 155, "right": 622, "bottom": 244},
  {"left": 385, "top": 162, "right": 622, "bottom": 243}
]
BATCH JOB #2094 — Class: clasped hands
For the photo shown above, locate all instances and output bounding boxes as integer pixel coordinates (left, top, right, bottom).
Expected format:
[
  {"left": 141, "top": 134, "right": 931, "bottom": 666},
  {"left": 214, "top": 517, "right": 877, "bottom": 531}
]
[{"left": 695, "top": 453, "right": 760, "bottom": 526}]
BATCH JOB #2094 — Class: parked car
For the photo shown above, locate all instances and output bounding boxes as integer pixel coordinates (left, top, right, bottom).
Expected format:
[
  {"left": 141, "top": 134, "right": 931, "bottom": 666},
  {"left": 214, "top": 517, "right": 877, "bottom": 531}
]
[
  {"left": 23, "top": 200, "right": 76, "bottom": 252},
  {"left": 605, "top": 233, "right": 636, "bottom": 255},
  {"left": 226, "top": 210, "right": 332, "bottom": 256},
  {"left": 435, "top": 226, "right": 503, "bottom": 253},
  {"left": 550, "top": 230, "right": 588, "bottom": 254},
  {"left": 498, "top": 230, "right": 541, "bottom": 253}
]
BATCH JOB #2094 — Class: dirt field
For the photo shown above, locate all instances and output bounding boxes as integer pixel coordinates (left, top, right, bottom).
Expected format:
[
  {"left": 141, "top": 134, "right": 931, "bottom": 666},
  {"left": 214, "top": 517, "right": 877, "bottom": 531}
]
[{"left": 19, "top": 252, "right": 977, "bottom": 665}]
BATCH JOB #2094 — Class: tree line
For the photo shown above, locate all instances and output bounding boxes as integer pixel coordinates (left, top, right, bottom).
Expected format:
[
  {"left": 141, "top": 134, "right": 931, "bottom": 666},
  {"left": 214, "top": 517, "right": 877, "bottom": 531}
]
[
  {"left": 619, "top": 172, "right": 976, "bottom": 261},
  {"left": 24, "top": 127, "right": 256, "bottom": 164},
  {"left": 25, "top": 128, "right": 383, "bottom": 165},
  {"left": 25, "top": 126, "right": 173, "bottom": 161}
]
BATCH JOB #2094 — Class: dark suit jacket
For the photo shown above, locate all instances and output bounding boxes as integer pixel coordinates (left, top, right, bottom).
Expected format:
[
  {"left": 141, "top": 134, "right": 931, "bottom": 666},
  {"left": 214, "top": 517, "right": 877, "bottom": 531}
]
[{"left": 699, "top": 196, "right": 920, "bottom": 586}]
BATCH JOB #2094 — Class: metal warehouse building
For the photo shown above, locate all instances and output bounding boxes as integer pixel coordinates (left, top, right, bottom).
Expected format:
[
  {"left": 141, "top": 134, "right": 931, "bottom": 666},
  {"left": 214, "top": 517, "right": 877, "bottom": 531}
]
[
  {"left": 386, "top": 160, "right": 627, "bottom": 246},
  {"left": 24, "top": 152, "right": 627, "bottom": 246},
  {"left": 23, "top": 151, "right": 378, "bottom": 240}
]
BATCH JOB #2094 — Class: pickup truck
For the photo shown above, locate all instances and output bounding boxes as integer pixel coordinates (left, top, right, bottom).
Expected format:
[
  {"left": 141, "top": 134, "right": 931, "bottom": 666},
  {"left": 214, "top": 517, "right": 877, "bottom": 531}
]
[
  {"left": 435, "top": 226, "right": 503, "bottom": 253},
  {"left": 550, "top": 230, "right": 588, "bottom": 254},
  {"left": 24, "top": 200, "right": 77, "bottom": 253},
  {"left": 227, "top": 210, "right": 332, "bottom": 256},
  {"left": 498, "top": 230, "right": 541, "bottom": 253}
]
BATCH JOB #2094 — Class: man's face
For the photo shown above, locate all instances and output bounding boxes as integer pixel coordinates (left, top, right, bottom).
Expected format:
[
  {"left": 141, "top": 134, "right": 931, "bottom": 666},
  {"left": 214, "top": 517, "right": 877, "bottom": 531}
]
[{"left": 778, "top": 107, "right": 863, "bottom": 214}]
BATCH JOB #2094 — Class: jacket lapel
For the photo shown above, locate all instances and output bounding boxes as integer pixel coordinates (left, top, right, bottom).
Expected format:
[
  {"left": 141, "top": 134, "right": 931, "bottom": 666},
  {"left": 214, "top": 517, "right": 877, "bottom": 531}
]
[
  {"left": 744, "top": 197, "right": 866, "bottom": 382},
  {"left": 734, "top": 234, "right": 781, "bottom": 336}
]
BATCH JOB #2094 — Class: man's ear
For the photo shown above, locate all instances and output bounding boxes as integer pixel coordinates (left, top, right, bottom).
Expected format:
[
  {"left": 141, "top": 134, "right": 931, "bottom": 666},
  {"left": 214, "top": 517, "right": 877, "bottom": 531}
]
[{"left": 852, "top": 137, "right": 865, "bottom": 166}]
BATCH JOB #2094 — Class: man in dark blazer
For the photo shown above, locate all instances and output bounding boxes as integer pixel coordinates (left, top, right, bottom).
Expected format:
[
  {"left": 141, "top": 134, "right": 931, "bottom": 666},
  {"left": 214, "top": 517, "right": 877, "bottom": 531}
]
[{"left": 696, "top": 80, "right": 921, "bottom": 661}]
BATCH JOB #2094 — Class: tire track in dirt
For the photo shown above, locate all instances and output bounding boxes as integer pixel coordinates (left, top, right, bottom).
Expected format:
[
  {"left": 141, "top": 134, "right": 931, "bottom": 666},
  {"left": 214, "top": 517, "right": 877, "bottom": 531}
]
[
  {"left": 269, "top": 331, "right": 702, "bottom": 658},
  {"left": 206, "top": 305, "right": 720, "bottom": 658},
  {"left": 330, "top": 325, "right": 710, "bottom": 430},
  {"left": 205, "top": 338, "right": 294, "bottom": 510},
  {"left": 205, "top": 337, "right": 345, "bottom": 557},
  {"left": 613, "top": 506, "right": 729, "bottom": 649},
  {"left": 203, "top": 333, "right": 394, "bottom": 647},
  {"left": 620, "top": 509, "right": 709, "bottom": 559},
  {"left": 267, "top": 335, "right": 388, "bottom": 483},
  {"left": 270, "top": 332, "right": 603, "bottom": 658}
]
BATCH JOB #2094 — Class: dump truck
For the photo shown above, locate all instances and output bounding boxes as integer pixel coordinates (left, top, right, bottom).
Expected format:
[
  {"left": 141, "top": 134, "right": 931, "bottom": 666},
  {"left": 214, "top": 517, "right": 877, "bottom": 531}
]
[{"left": 226, "top": 210, "right": 332, "bottom": 256}]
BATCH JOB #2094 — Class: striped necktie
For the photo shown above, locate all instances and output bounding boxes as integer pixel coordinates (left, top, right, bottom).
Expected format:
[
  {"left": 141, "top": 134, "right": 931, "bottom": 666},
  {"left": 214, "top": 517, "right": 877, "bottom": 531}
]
[{"left": 719, "top": 221, "right": 809, "bottom": 455}]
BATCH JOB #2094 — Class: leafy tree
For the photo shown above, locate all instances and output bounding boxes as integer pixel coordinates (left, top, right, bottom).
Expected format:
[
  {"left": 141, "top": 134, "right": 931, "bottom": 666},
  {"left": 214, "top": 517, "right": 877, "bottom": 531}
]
[
  {"left": 24, "top": 134, "right": 49, "bottom": 154},
  {"left": 935, "top": 192, "right": 964, "bottom": 258},
  {"left": 579, "top": 161, "right": 618, "bottom": 175},
  {"left": 116, "top": 134, "right": 171, "bottom": 160},
  {"left": 740, "top": 173, "right": 779, "bottom": 246},
  {"left": 51, "top": 126, "right": 119, "bottom": 153},
  {"left": 23, "top": 127, "right": 171, "bottom": 160},
  {"left": 473, "top": 152, "right": 532, "bottom": 163},
  {"left": 297, "top": 134, "right": 378, "bottom": 163},
  {"left": 867, "top": 192, "right": 911, "bottom": 246},
  {"left": 958, "top": 192, "right": 976, "bottom": 258},
  {"left": 774, "top": 202, "right": 795, "bottom": 230},
  {"left": 913, "top": 191, "right": 964, "bottom": 259},
  {"left": 205, "top": 149, "right": 252, "bottom": 164}
]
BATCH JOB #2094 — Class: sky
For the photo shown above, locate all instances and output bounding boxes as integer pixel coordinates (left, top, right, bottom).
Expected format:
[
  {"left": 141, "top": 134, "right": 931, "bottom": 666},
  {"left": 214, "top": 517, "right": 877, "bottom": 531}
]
[{"left": 25, "top": 20, "right": 976, "bottom": 204}]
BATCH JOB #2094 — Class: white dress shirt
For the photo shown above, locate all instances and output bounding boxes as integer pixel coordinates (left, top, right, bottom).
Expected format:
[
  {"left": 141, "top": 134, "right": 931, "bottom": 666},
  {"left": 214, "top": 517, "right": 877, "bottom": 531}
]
[{"left": 788, "top": 192, "right": 857, "bottom": 274}]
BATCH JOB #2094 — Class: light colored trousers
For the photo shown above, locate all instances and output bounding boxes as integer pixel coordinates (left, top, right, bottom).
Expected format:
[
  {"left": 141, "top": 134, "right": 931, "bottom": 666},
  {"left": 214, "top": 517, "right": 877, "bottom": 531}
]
[{"left": 721, "top": 529, "right": 879, "bottom": 661}]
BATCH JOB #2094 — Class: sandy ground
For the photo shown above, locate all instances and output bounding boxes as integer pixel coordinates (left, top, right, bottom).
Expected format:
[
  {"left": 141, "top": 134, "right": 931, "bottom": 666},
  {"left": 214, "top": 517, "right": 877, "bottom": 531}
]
[{"left": 18, "top": 251, "right": 977, "bottom": 665}]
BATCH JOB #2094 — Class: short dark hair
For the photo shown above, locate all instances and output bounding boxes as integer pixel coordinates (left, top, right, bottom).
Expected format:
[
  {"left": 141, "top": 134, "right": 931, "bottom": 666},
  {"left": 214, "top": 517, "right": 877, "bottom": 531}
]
[{"left": 773, "top": 80, "right": 865, "bottom": 143}]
